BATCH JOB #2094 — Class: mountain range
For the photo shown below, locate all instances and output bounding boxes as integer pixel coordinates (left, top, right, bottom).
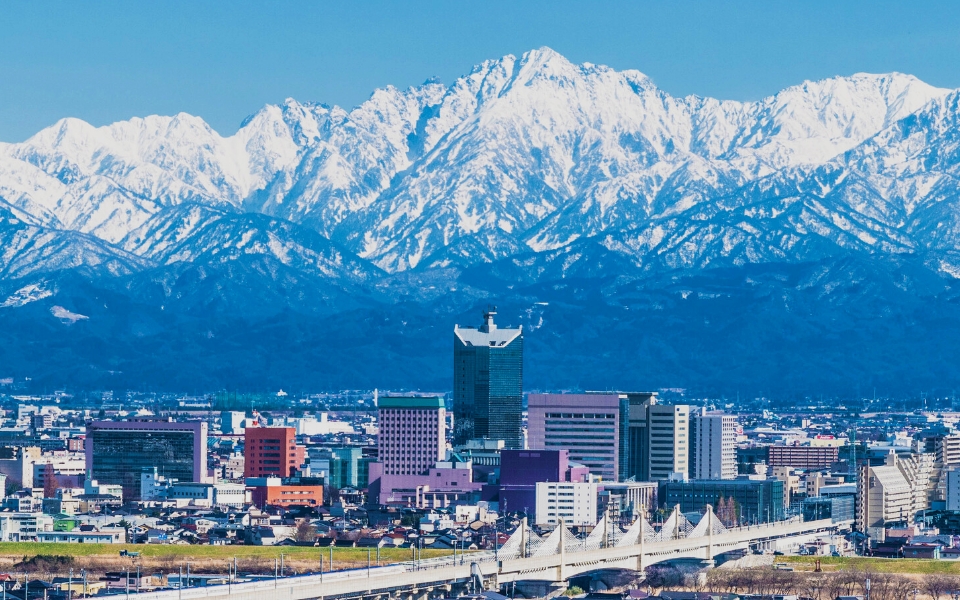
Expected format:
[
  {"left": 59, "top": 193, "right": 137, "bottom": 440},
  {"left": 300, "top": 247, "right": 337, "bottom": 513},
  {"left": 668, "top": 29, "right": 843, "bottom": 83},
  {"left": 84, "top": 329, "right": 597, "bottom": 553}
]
[{"left": 3, "top": 47, "right": 960, "bottom": 397}]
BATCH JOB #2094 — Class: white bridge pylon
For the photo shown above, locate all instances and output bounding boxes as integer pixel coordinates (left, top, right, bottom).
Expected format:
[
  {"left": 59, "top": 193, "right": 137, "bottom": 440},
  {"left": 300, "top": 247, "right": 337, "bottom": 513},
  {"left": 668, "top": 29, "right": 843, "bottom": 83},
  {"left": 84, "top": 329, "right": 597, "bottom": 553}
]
[{"left": 500, "top": 505, "right": 728, "bottom": 560}]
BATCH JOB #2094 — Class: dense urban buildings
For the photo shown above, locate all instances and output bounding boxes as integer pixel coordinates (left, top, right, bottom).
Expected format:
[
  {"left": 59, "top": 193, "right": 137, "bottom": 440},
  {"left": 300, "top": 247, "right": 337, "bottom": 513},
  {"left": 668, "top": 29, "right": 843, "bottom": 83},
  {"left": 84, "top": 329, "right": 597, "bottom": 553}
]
[
  {"left": 453, "top": 309, "right": 523, "bottom": 448},
  {"left": 85, "top": 419, "right": 207, "bottom": 500}
]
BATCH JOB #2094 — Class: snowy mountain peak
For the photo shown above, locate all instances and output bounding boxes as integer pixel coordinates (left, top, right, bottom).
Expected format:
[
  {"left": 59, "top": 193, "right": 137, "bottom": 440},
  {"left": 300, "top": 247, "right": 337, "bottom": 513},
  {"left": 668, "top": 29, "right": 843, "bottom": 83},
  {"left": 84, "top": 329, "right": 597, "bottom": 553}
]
[{"left": 0, "top": 48, "right": 957, "bottom": 277}]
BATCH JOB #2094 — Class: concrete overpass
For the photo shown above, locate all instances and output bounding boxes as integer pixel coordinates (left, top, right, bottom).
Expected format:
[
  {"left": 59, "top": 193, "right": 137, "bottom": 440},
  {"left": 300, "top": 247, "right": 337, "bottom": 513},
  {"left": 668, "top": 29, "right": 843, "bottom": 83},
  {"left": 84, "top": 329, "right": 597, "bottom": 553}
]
[{"left": 126, "top": 507, "right": 851, "bottom": 600}]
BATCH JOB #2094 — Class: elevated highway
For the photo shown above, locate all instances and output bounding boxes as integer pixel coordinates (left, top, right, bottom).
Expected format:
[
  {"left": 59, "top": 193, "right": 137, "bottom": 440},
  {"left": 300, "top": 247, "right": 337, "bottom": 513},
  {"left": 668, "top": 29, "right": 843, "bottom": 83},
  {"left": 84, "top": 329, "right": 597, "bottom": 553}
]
[{"left": 127, "top": 507, "right": 851, "bottom": 600}]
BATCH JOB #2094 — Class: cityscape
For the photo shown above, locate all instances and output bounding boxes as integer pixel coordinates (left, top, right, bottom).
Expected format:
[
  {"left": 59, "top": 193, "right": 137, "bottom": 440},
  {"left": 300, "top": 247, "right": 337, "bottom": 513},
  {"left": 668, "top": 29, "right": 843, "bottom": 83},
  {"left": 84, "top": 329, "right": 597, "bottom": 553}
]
[
  {"left": 0, "top": 307, "right": 956, "bottom": 598},
  {"left": 3, "top": 2, "right": 960, "bottom": 600}
]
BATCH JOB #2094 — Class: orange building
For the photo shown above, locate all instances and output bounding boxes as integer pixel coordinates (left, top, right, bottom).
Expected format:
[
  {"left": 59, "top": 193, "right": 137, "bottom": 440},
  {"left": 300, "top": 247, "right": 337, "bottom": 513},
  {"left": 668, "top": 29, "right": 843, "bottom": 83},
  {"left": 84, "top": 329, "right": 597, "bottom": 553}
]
[
  {"left": 250, "top": 484, "right": 323, "bottom": 507},
  {"left": 244, "top": 426, "right": 305, "bottom": 478}
]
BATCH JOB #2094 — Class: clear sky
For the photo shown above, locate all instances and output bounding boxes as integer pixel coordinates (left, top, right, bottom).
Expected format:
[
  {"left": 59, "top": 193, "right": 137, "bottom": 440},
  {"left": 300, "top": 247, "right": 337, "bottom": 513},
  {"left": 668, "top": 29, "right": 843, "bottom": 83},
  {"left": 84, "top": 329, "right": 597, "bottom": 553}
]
[{"left": 2, "top": 1, "right": 960, "bottom": 142}]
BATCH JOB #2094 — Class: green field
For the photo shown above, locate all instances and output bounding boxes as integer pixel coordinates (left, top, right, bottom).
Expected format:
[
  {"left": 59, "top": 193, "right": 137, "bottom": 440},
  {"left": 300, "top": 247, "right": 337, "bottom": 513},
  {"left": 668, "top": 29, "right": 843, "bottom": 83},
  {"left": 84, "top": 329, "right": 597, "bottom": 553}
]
[
  {"left": 784, "top": 555, "right": 960, "bottom": 574},
  {"left": 0, "top": 542, "right": 451, "bottom": 561}
]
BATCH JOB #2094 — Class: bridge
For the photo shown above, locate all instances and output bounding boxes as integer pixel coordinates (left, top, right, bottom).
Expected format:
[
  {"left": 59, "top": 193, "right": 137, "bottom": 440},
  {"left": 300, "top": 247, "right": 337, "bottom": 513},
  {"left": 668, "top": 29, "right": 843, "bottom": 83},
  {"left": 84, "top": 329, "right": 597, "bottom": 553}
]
[{"left": 127, "top": 507, "right": 851, "bottom": 600}]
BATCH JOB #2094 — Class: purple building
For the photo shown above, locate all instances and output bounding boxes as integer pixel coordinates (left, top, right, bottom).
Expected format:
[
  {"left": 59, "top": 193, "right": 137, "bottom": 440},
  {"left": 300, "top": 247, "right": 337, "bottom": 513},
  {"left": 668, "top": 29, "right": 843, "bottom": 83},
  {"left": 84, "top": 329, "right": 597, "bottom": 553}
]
[
  {"left": 499, "top": 449, "right": 589, "bottom": 519},
  {"left": 527, "top": 393, "right": 622, "bottom": 481},
  {"left": 85, "top": 418, "right": 207, "bottom": 500}
]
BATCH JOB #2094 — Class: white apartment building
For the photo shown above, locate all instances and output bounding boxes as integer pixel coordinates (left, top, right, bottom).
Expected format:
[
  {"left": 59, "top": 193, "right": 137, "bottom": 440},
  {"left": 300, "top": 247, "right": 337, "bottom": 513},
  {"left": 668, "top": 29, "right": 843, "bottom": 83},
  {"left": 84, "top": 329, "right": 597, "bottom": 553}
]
[
  {"left": 0, "top": 513, "right": 54, "bottom": 541},
  {"left": 535, "top": 481, "right": 599, "bottom": 527},
  {"left": 691, "top": 412, "right": 738, "bottom": 480}
]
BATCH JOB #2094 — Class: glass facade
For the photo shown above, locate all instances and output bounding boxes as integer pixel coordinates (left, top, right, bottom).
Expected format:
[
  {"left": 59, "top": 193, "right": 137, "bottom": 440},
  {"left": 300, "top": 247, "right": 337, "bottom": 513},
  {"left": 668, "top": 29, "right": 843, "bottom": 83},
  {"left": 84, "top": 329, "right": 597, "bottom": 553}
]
[
  {"left": 89, "top": 425, "right": 200, "bottom": 500},
  {"left": 453, "top": 310, "right": 523, "bottom": 448},
  {"left": 661, "top": 479, "right": 785, "bottom": 524}
]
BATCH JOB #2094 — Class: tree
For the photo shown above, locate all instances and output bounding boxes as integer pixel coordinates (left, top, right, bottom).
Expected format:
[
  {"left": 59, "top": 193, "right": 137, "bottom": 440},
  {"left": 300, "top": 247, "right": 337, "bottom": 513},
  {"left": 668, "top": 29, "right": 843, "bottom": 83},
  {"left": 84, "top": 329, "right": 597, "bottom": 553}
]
[
  {"left": 42, "top": 465, "right": 57, "bottom": 499},
  {"left": 925, "top": 574, "right": 957, "bottom": 600},
  {"left": 294, "top": 519, "right": 318, "bottom": 543}
]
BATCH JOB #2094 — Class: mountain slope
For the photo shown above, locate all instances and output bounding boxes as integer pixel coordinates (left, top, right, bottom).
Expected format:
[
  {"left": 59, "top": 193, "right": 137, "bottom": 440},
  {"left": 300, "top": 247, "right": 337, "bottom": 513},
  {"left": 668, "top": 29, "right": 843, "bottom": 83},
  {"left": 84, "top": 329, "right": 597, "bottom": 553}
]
[{"left": 2, "top": 48, "right": 960, "bottom": 395}]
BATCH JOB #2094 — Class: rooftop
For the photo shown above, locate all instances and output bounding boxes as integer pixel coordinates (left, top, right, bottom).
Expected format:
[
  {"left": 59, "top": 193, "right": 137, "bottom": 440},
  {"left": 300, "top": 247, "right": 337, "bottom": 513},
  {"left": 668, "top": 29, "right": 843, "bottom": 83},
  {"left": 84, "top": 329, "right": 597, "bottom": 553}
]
[{"left": 378, "top": 396, "right": 444, "bottom": 410}]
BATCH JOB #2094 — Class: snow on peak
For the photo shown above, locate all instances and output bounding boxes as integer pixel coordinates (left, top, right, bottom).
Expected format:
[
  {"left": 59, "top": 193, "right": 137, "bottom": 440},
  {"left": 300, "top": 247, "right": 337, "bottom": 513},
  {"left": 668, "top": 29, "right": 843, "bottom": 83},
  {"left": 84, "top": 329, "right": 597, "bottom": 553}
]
[{"left": 0, "top": 48, "right": 956, "bottom": 274}]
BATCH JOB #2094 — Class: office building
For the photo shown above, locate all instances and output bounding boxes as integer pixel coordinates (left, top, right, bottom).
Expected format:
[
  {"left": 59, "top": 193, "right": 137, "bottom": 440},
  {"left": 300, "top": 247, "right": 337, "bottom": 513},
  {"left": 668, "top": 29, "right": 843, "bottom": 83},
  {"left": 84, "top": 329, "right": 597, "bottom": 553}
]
[
  {"left": 328, "top": 447, "right": 370, "bottom": 490},
  {"left": 527, "top": 393, "right": 620, "bottom": 481},
  {"left": 453, "top": 308, "right": 523, "bottom": 448},
  {"left": 803, "top": 495, "right": 855, "bottom": 523},
  {"left": 691, "top": 412, "right": 738, "bottom": 480},
  {"left": 247, "top": 476, "right": 324, "bottom": 508},
  {"left": 499, "top": 449, "right": 590, "bottom": 519},
  {"left": 627, "top": 402, "right": 691, "bottom": 481},
  {"left": 947, "top": 468, "right": 960, "bottom": 511},
  {"left": 621, "top": 392, "right": 657, "bottom": 481},
  {"left": 243, "top": 427, "right": 305, "bottom": 479},
  {"left": 660, "top": 479, "right": 785, "bottom": 524},
  {"left": 370, "top": 396, "right": 481, "bottom": 507},
  {"left": 86, "top": 419, "right": 207, "bottom": 500},
  {"left": 767, "top": 445, "right": 839, "bottom": 470},
  {"left": 535, "top": 481, "right": 600, "bottom": 526}
]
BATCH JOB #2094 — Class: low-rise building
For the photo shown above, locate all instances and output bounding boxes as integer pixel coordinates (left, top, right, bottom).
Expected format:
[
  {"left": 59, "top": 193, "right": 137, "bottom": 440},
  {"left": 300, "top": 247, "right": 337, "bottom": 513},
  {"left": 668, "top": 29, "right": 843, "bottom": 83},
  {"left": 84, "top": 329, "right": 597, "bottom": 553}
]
[{"left": 535, "top": 481, "right": 600, "bottom": 527}]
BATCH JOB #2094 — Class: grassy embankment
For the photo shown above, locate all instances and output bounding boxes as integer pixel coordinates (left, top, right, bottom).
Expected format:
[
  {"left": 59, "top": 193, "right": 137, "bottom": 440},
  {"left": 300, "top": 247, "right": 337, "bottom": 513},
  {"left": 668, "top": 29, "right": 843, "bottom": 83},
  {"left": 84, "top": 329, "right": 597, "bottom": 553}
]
[
  {"left": 784, "top": 555, "right": 960, "bottom": 575},
  {"left": 0, "top": 543, "right": 454, "bottom": 579}
]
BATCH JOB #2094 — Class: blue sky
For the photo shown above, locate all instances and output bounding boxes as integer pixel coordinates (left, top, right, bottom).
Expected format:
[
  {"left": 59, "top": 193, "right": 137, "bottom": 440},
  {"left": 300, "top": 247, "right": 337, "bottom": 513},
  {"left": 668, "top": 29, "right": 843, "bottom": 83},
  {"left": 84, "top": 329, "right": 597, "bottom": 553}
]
[{"left": 2, "top": 1, "right": 959, "bottom": 142}]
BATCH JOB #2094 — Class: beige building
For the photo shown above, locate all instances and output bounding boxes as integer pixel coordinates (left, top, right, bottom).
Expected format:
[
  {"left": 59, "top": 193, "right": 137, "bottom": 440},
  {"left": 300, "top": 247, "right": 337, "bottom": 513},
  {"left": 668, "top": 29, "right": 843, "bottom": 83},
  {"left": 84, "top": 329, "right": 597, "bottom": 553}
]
[{"left": 857, "top": 451, "right": 939, "bottom": 541}]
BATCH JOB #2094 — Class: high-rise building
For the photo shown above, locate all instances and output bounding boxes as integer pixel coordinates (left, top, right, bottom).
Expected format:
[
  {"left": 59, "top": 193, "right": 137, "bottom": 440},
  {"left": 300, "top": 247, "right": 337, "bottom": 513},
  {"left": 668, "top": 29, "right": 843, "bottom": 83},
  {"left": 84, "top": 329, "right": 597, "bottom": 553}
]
[
  {"left": 646, "top": 404, "right": 690, "bottom": 480},
  {"left": 85, "top": 419, "right": 207, "bottom": 500},
  {"left": 453, "top": 308, "right": 523, "bottom": 448},
  {"left": 624, "top": 392, "right": 658, "bottom": 481},
  {"left": 691, "top": 411, "right": 738, "bottom": 480},
  {"left": 371, "top": 396, "right": 482, "bottom": 507},
  {"left": 623, "top": 395, "right": 691, "bottom": 482},
  {"left": 857, "top": 450, "right": 939, "bottom": 541},
  {"left": 527, "top": 393, "right": 620, "bottom": 481},
  {"left": 378, "top": 397, "right": 445, "bottom": 476},
  {"left": 244, "top": 427, "right": 305, "bottom": 479}
]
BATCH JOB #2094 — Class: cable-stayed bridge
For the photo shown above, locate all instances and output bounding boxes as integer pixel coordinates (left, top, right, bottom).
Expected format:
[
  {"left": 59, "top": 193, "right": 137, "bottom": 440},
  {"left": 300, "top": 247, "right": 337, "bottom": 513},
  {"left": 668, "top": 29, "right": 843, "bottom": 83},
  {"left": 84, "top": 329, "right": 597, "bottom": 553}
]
[{"left": 127, "top": 506, "right": 851, "bottom": 600}]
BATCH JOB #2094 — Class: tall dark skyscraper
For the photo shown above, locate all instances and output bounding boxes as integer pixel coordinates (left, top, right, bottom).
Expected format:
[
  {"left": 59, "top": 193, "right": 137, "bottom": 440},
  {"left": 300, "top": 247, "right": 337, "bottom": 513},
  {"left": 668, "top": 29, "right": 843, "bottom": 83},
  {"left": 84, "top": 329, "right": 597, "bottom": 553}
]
[{"left": 453, "top": 308, "right": 523, "bottom": 448}]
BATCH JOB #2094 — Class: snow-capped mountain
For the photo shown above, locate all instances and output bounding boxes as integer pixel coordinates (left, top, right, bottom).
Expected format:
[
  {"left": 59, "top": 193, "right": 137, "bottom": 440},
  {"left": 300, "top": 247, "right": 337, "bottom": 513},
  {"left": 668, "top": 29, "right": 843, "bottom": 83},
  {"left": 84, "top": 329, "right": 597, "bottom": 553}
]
[{"left": 3, "top": 47, "right": 960, "bottom": 394}]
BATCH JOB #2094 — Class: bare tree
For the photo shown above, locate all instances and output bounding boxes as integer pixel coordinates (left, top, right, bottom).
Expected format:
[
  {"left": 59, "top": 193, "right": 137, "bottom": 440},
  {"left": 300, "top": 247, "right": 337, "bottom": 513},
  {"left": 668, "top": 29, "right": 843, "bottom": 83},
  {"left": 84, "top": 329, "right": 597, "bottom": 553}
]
[
  {"left": 42, "top": 465, "right": 57, "bottom": 499},
  {"left": 925, "top": 574, "right": 957, "bottom": 600},
  {"left": 294, "top": 519, "right": 318, "bottom": 543},
  {"left": 801, "top": 572, "right": 828, "bottom": 600},
  {"left": 890, "top": 574, "right": 916, "bottom": 600}
]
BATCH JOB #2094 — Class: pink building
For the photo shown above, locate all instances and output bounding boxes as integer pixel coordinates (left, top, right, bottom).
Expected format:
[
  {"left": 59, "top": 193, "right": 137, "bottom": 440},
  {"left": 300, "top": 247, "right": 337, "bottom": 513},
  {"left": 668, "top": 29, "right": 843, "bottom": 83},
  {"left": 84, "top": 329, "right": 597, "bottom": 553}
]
[
  {"left": 371, "top": 396, "right": 480, "bottom": 507},
  {"left": 378, "top": 397, "right": 445, "bottom": 475}
]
